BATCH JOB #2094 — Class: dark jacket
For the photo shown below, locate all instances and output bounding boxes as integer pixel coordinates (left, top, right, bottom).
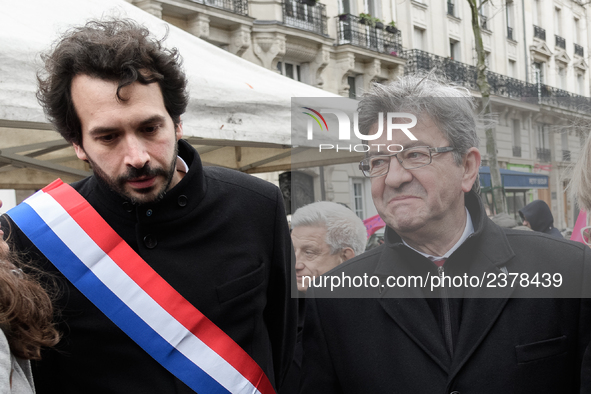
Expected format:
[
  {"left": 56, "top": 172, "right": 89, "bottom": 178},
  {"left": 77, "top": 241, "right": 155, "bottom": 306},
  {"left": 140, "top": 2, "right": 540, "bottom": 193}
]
[
  {"left": 1, "top": 140, "right": 296, "bottom": 394},
  {"left": 519, "top": 199, "right": 563, "bottom": 238},
  {"left": 300, "top": 191, "right": 591, "bottom": 393}
]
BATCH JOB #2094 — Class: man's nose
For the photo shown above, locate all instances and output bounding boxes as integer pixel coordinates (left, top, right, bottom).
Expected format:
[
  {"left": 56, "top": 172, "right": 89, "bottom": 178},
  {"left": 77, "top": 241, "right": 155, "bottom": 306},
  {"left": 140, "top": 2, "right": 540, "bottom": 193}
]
[
  {"left": 123, "top": 134, "right": 150, "bottom": 168},
  {"left": 383, "top": 156, "right": 413, "bottom": 188}
]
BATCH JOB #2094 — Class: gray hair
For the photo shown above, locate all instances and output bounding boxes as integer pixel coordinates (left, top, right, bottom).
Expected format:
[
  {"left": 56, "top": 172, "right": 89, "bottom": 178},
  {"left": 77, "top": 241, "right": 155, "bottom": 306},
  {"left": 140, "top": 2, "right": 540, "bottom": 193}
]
[
  {"left": 569, "top": 130, "right": 591, "bottom": 211},
  {"left": 291, "top": 201, "right": 367, "bottom": 256},
  {"left": 358, "top": 73, "right": 480, "bottom": 192}
]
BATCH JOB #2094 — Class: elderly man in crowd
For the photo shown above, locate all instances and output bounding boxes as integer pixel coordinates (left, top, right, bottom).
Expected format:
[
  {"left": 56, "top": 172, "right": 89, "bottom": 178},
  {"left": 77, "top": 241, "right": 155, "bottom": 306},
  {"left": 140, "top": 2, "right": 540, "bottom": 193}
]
[
  {"left": 280, "top": 201, "right": 366, "bottom": 394},
  {"left": 299, "top": 74, "right": 591, "bottom": 393},
  {"left": 291, "top": 201, "right": 367, "bottom": 292}
]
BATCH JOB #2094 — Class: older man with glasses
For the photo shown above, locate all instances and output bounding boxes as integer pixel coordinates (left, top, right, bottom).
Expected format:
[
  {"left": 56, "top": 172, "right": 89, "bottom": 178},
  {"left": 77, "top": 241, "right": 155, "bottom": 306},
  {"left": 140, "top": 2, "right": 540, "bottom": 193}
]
[{"left": 299, "top": 74, "right": 591, "bottom": 394}]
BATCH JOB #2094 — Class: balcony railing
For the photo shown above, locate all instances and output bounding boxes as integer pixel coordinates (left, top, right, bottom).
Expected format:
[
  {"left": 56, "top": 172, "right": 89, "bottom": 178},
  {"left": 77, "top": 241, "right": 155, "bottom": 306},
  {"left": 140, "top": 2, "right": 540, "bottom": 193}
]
[
  {"left": 537, "top": 148, "right": 552, "bottom": 162},
  {"left": 447, "top": 1, "right": 454, "bottom": 16},
  {"left": 283, "top": 0, "right": 327, "bottom": 36},
  {"left": 507, "top": 26, "right": 513, "bottom": 40},
  {"left": 534, "top": 25, "right": 546, "bottom": 41},
  {"left": 187, "top": 0, "right": 248, "bottom": 15},
  {"left": 575, "top": 43, "right": 584, "bottom": 57},
  {"left": 513, "top": 146, "right": 522, "bottom": 157},
  {"left": 555, "top": 35, "right": 566, "bottom": 49},
  {"left": 404, "top": 49, "right": 591, "bottom": 113},
  {"left": 563, "top": 150, "right": 571, "bottom": 161},
  {"left": 337, "top": 14, "right": 403, "bottom": 56}
]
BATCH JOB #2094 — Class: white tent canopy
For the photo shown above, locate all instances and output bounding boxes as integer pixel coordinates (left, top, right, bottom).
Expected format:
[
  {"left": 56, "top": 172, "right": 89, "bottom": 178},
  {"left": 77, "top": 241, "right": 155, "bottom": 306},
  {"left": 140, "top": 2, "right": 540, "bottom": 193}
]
[{"left": 0, "top": 0, "right": 361, "bottom": 189}]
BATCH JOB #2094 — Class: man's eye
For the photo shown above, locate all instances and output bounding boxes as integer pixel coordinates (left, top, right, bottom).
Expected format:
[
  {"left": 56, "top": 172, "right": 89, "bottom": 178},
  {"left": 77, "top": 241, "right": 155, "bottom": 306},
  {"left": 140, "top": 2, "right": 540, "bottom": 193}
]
[
  {"left": 97, "top": 134, "right": 117, "bottom": 142},
  {"left": 371, "top": 158, "right": 388, "bottom": 167},
  {"left": 143, "top": 125, "right": 160, "bottom": 133},
  {"left": 406, "top": 151, "right": 428, "bottom": 159}
]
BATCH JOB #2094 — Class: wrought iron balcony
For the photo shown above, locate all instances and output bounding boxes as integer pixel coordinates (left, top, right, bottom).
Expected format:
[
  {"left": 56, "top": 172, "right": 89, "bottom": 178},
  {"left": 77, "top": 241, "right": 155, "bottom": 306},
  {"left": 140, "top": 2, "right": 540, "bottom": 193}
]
[
  {"left": 563, "top": 150, "right": 571, "bottom": 161},
  {"left": 534, "top": 25, "right": 546, "bottom": 41},
  {"left": 403, "top": 49, "right": 591, "bottom": 113},
  {"left": 283, "top": 0, "right": 327, "bottom": 36},
  {"left": 447, "top": 1, "right": 454, "bottom": 16},
  {"left": 555, "top": 35, "right": 566, "bottom": 49},
  {"left": 507, "top": 26, "right": 513, "bottom": 40},
  {"left": 536, "top": 147, "right": 552, "bottom": 162},
  {"left": 337, "top": 14, "right": 403, "bottom": 56},
  {"left": 188, "top": 0, "right": 248, "bottom": 15},
  {"left": 575, "top": 43, "right": 584, "bottom": 57},
  {"left": 513, "top": 146, "right": 521, "bottom": 157},
  {"left": 480, "top": 15, "right": 489, "bottom": 30}
]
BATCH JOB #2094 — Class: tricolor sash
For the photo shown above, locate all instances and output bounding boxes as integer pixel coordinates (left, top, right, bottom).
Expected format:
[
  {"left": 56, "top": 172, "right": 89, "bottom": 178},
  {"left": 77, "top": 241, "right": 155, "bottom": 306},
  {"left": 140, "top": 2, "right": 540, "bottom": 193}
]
[{"left": 7, "top": 179, "right": 275, "bottom": 394}]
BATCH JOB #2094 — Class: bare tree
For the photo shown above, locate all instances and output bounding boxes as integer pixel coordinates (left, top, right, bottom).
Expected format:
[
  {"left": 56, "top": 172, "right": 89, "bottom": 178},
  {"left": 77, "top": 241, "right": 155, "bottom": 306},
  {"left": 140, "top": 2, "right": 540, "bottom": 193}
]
[{"left": 466, "top": 0, "right": 507, "bottom": 214}]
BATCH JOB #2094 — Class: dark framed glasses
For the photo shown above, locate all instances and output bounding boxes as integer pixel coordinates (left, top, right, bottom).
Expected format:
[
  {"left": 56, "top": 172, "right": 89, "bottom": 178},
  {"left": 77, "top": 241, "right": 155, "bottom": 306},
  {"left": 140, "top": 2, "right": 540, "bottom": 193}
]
[{"left": 359, "top": 146, "right": 455, "bottom": 178}]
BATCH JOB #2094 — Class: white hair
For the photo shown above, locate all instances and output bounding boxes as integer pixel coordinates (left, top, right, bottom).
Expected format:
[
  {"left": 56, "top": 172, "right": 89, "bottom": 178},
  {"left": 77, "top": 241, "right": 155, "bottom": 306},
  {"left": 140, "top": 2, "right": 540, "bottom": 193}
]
[{"left": 291, "top": 201, "right": 367, "bottom": 256}]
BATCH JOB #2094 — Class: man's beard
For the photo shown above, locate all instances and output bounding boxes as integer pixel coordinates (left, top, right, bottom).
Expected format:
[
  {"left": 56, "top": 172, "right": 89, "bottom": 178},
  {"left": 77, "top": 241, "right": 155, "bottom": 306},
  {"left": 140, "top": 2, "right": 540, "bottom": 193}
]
[{"left": 86, "top": 146, "right": 178, "bottom": 205}]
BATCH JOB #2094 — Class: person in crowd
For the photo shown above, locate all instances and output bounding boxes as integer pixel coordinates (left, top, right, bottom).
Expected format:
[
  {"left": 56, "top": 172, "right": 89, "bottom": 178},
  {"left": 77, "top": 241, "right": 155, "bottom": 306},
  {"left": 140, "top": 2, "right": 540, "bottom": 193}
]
[
  {"left": 571, "top": 129, "right": 591, "bottom": 246},
  {"left": 281, "top": 201, "right": 366, "bottom": 394},
  {"left": 0, "top": 200, "right": 59, "bottom": 393},
  {"left": 299, "top": 74, "right": 591, "bottom": 393},
  {"left": 291, "top": 201, "right": 367, "bottom": 292},
  {"left": 0, "top": 19, "right": 295, "bottom": 394},
  {"left": 518, "top": 200, "right": 563, "bottom": 238}
]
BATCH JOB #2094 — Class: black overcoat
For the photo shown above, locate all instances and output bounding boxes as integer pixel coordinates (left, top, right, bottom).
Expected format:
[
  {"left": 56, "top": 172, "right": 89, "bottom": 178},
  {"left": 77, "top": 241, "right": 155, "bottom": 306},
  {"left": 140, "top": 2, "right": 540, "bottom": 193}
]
[
  {"left": 2, "top": 140, "right": 297, "bottom": 393},
  {"left": 300, "top": 192, "right": 591, "bottom": 393}
]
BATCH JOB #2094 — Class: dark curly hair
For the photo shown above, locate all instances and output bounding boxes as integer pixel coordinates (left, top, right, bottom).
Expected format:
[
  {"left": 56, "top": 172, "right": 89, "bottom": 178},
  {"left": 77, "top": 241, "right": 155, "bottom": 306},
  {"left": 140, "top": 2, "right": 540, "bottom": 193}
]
[
  {"left": 37, "top": 18, "right": 189, "bottom": 146},
  {"left": 0, "top": 239, "right": 60, "bottom": 360}
]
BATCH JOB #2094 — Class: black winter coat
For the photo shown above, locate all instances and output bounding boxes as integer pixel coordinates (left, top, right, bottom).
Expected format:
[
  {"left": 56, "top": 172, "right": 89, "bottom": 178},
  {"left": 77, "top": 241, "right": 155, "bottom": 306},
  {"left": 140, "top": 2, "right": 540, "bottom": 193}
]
[
  {"left": 1, "top": 140, "right": 297, "bottom": 394},
  {"left": 300, "top": 192, "right": 591, "bottom": 393}
]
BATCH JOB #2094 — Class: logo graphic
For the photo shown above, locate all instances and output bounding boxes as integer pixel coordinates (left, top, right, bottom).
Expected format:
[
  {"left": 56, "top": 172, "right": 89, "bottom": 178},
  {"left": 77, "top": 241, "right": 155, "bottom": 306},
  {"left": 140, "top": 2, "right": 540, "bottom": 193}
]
[{"left": 302, "top": 107, "right": 329, "bottom": 133}]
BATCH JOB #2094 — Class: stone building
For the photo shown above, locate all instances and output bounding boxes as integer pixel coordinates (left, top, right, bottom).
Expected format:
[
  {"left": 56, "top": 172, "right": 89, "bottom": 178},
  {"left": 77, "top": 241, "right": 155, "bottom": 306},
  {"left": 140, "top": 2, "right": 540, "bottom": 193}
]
[{"left": 132, "top": 0, "right": 591, "bottom": 228}]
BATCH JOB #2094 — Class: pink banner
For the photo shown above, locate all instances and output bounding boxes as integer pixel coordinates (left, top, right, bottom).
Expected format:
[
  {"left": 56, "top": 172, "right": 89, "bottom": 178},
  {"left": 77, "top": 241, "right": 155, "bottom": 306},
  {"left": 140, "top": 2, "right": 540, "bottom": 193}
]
[{"left": 570, "top": 210, "right": 587, "bottom": 244}]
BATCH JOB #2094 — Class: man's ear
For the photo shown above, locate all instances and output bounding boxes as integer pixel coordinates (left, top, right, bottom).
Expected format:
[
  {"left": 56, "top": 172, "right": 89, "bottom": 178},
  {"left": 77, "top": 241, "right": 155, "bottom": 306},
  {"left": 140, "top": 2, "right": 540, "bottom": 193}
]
[
  {"left": 341, "top": 247, "right": 356, "bottom": 263},
  {"left": 175, "top": 122, "right": 183, "bottom": 141},
  {"left": 461, "top": 147, "right": 481, "bottom": 193},
  {"left": 73, "top": 143, "right": 88, "bottom": 162}
]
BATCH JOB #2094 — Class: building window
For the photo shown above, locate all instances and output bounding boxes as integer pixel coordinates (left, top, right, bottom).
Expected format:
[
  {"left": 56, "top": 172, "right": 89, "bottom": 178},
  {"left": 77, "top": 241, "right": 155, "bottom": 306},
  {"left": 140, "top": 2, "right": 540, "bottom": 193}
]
[
  {"left": 277, "top": 61, "right": 301, "bottom": 81},
  {"left": 338, "top": 0, "right": 351, "bottom": 14},
  {"left": 413, "top": 27, "right": 425, "bottom": 50},
  {"left": 562, "top": 132, "right": 570, "bottom": 161},
  {"left": 533, "top": 62, "right": 544, "bottom": 84},
  {"left": 484, "top": 51, "right": 491, "bottom": 68},
  {"left": 352, "top": 180, "right": 365, "bottom": 219},
  {"left": 348, "top": 76, "right": 357, "bottom": 99},
  {"left": 578, "top": 74, "right": 585, "bottom": 95},
  {"left": 508, "top": 59, "right": 516, "bottom": 78},
  {"left": 447, "top": 0, "right": 455, "bottom": 16},
  {"left": 574, "top": 18, "right": 581, "bottom": 44},
  {"left": 532, "top": 0, "right": 540, "bottom": 26},
  {"left": 558, "top": 67, "right": 566, "bottom": 89},
  {"left": 512, "top": 119, "right": 521, "bottom": 157},
  {"left": 449, "top": 39, "right": 460, "bottom": 60},
  {"left": 506, "top": 0, "right": 515, "bottom": 39},
  {"left": 554, "top": 7, "right": 561, "bottom": 36},
  {"left": 536, "top": 124, "right": 551, "bottom": 162}
]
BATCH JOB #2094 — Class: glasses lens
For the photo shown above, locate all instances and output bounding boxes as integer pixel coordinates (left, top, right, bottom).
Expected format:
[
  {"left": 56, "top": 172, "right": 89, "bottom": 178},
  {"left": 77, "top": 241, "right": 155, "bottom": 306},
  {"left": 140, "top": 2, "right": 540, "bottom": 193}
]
[
  {"left": 400, "top": 147, "right": 431, "bottom": 169},
  {"left": 582, "top": 227, "right": 591, "bottom": 245},
  {"left": 366, "top": 156, "right": 391, "bottom": 177}
]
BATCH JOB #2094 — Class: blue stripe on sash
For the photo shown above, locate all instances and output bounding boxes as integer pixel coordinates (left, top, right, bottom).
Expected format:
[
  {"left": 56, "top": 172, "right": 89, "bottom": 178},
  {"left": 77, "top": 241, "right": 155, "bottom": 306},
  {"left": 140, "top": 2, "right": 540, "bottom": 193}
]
[{"left": 9, "top": 201, "right": 231, "bottom": 394}]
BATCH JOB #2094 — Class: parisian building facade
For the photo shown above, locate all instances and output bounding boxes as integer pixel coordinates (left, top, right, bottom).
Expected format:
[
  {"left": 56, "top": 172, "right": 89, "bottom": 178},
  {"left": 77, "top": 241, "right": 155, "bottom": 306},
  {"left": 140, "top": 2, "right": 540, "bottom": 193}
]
[{"left": 129, "top": 0, "right": 591, "bottom": 231}]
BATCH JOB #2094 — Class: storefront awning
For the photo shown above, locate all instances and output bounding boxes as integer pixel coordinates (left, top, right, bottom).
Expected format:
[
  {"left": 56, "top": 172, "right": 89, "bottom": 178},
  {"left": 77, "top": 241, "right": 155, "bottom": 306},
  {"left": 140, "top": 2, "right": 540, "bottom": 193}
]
[{"left": 479, "top": 166, "right": 549, "bottom": 189}]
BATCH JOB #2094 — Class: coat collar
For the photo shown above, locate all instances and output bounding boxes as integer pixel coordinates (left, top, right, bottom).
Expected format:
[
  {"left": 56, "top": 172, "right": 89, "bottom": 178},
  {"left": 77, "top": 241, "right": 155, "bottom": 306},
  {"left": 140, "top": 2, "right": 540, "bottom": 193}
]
[{"left": 373, "top": 191, "right": 516, "bottom": 375}]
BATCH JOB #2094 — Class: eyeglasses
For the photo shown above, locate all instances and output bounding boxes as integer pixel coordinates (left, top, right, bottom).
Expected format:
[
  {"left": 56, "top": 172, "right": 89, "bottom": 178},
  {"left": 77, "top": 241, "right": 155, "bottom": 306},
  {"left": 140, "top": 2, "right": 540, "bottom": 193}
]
[
  {"left": 581, "top": 226, "right": 591, "bottom": 246},
  {"left": 359, "top": 146, "right": 455, "bottom": 178}
]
